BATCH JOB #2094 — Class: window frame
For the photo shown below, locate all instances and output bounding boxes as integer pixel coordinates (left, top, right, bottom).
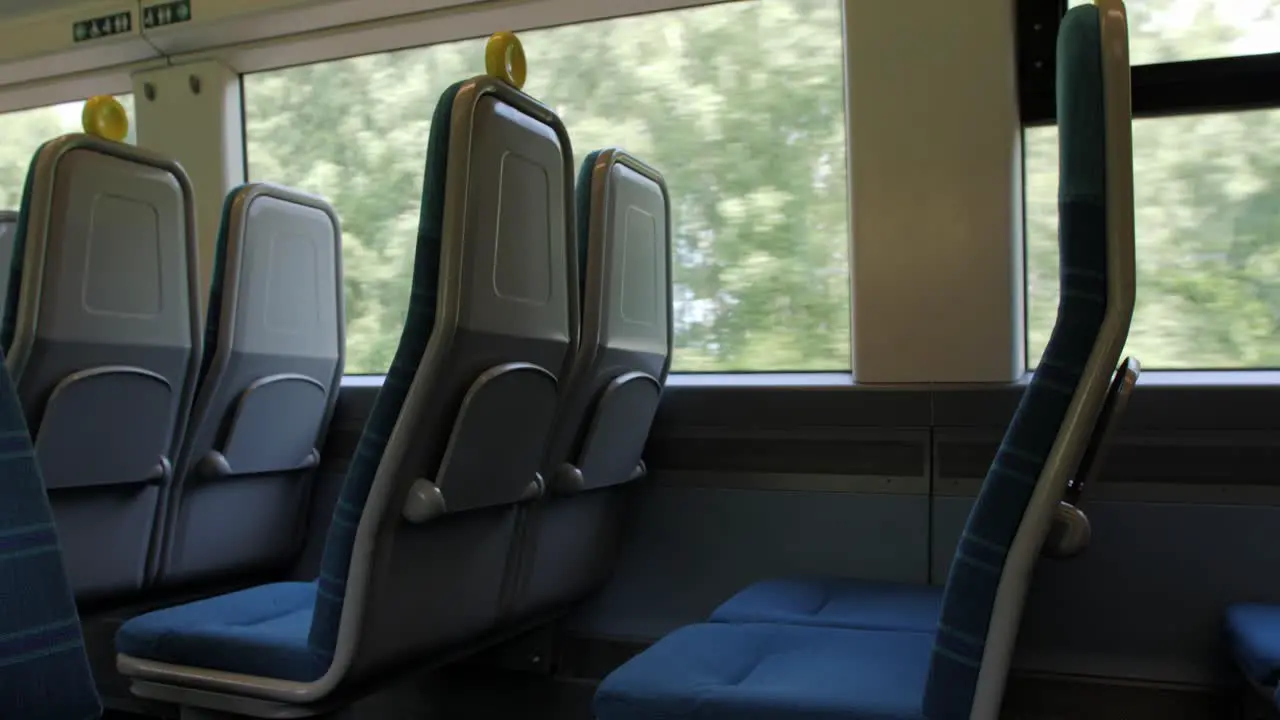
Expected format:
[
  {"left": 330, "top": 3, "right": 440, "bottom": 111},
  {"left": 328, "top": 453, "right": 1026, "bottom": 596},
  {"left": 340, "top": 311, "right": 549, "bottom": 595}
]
[
  {"left": 182, "top": 0, "right": 748, "bottom": 78},
  {"left": 0, "top": 68, "right": 134, "bottom": 117},
  {"left": 1019, "top": 0, "right": 1280, "bottom": 126},
  {"left": 238, "top": 0, "right": 856, "bottom": 379},
  {"left": 1018, "top": 0, "right": 1280, "bottom": 373}
]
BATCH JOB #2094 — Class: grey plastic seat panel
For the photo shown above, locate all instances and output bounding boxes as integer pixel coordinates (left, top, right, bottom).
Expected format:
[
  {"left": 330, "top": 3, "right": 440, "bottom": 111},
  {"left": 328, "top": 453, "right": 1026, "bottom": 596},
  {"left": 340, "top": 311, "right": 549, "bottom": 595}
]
[
  {"left": 0, "top": 211, "right": 16, "bottom": 306},
  {"left": 159, "top": 183, "right": 344, "bottom": 586},
  {"left": 395, "top": 87, "right": 577, "bottom": 518},
  {"left": 516, "top": 150, "right": 673, "bottom": 619},
  {"left": 9, "top": 135, "right": 200, "bottom": 600},
  {"left": 116, "top": 76, "right": 579, "bottom": 708},
  {"left": 565, "top": 155, "right": 671, "bottom": 492}
]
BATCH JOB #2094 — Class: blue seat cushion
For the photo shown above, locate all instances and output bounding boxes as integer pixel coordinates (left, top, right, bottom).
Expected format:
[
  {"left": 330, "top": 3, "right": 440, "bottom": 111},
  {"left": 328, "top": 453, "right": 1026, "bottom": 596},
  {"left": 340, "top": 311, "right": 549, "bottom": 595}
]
[
  {"left": 1226, "top": 603, "right": 1280, "bottom": 686},
  {"left": 116, "top": 581, "right": 326, "bottom": 683},
  {"left": 710, "top": 577, "right": 941, "bottom": 632},
  {"left": 594, "top": 623, "right": 932, "bottom": 720}
]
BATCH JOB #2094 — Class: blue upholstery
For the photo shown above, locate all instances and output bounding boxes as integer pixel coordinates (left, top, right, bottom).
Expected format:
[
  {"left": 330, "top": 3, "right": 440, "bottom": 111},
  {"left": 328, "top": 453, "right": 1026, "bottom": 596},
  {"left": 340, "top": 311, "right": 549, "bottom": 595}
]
[
  {"left": 1, "top": 141, "right": 48, "bottom": 353},
  {"left": 0, "top": 345, "right": 101, "bottom": 719},
  {"left": 116, "top": 81, "right": 464, "bottom": 683},
  {"left": 709, "top": 577, "right": 941, "bottom": 632},
  {"left": 595, "top": 623, "right": 933, "bottom": 720},
  {"left": 575, "top": 149, "right": 602, "bottom": 298},
  {"left": 1226, "top": 604, "right": 1280, "bottom": 687},
  {"left": 309, "top": 79, "right": 458, "bottom": 659},
  {"left": 116, "top": 583, "right": 321, "bottom": 682},
  {"left": 195, "top": 184, "right": 249, "bottom": 388},
  {"left": 922, "top": 8, "right": 1108, "bottom": 715},
  {"left": 595, "top": 6, "right": 1113, "bottom": 720}
]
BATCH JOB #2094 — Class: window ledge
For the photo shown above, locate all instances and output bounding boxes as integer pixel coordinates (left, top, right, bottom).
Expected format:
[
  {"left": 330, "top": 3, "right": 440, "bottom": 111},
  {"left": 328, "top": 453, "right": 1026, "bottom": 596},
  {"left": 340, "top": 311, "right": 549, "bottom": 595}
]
[
  {"left": 664, "top": 372, "right": 854, "bottom": 388},
  {"left": 340, "top": 369, "right": 1280, "bottom": 390},
  {"left": 1127, "top": 370, "right": 1280, "bottom": 388}
]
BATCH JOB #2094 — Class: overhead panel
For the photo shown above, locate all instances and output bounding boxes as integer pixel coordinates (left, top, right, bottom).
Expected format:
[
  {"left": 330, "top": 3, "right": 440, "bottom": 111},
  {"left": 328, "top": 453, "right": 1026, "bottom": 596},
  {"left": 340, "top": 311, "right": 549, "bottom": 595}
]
[
  {"left": 0, "top": 0, "right": 157, "bottom": 87},
  {"left": 139, "top": 0, "right": 490, "bottom": 57},
  {"left": 0, "top": 0, "right": 488, "bottom": 91}
]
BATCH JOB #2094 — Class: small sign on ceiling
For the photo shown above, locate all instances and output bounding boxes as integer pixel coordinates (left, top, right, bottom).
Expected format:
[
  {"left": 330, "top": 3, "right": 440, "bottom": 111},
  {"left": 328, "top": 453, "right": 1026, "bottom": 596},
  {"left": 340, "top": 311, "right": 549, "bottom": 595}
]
[
  {"left": 72, "top": 12, "right": 133, "bottom": 43},
  {"left": 142, "top": 0, "right": 193, "bottom": 30}
]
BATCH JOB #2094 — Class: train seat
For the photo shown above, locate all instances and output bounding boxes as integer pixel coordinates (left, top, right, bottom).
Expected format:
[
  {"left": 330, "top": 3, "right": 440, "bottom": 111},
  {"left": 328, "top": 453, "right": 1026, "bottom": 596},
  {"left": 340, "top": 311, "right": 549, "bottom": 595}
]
[
  {"left": 4, "top": 135, "right": 201, "bottom": 601},
  {"left": 0, "top": 350, "right": 101, "bottom": 718},
  {"left": 594, "top": 3, "right": 1136, "bottom": 719},
  {"left": 116, "top": 74, "right": 578, "bottom": 715},
  {"left": 510, "top": 148, "right": 672, "bottom": 619},
  {"left": 158, "top": 183, "right": 344, "bottom": 587}
]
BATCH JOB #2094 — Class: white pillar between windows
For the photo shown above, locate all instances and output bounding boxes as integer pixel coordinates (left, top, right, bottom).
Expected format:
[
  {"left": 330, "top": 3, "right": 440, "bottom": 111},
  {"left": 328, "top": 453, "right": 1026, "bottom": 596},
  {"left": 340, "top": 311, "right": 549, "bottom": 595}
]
[
  {"left": 131, "top": 60, "right": 245, "bottom": 314},
  {"left": 845, "top": 0, "right": 1025, "bottom": 383}
]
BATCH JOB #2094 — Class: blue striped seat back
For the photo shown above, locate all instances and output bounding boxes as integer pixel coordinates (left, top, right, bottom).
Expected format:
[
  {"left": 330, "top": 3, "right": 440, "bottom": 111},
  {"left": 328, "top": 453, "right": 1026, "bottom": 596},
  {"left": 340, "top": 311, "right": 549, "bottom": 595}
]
[
  {"left": 0, "top": 141, "right": 48, "bottom": 353},
  {"left": 0, "top": 344, "right": 101, "bottom": 719},
  {"left": 195, "top": 184, "right": 249, "bottom": 389},
  {"left": 922, "top": 5, "right": 1112, "bottom": 717},
  {"left": 304, "top": 81, "right": 462, "bottom": 663}
]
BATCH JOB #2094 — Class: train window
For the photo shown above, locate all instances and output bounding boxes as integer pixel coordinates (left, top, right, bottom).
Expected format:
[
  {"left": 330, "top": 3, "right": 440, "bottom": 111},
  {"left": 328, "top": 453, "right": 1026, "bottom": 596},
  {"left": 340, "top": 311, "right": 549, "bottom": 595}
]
[
  {"left": 1025, "top": 108, "right": 1280, "bottom": 369},
  {"left": 0, "top": 95, "right": 136, "bottom": 209},
  {"left": 1068, "top": 0, "right": 1280, "bottom": 66},
  {"left": 244, "top": 0, "right": 851, "bottom": 376}
]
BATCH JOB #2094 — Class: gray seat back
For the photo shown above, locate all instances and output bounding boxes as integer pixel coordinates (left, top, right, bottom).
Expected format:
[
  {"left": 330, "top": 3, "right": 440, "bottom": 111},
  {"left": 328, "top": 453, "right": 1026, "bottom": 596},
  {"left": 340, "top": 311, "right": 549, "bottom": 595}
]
[
  {"left": 159, "top": 183, "right": 344, "bottom": 586},
  {"left": 5, "top": 134, "right": 200, "bottom": 600},
  {"left": 0, "top": 211, "right": 16, "bottom": 306},
  {"left": 551, "top": 149, "right": 672, "bottom": 495},
  {"left": 326, "top": 76, "right": 578, "bottom": 685},
  {"left": 511, "top": 149, "right": 672, "bottom": 619}
]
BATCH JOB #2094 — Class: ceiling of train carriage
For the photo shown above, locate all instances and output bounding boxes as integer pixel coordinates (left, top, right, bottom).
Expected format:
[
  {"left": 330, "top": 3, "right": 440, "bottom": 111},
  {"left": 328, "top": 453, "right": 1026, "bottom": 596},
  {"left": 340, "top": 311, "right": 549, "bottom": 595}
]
[{"left": 0, "top": 0, "right": 89, "bottom": 19}]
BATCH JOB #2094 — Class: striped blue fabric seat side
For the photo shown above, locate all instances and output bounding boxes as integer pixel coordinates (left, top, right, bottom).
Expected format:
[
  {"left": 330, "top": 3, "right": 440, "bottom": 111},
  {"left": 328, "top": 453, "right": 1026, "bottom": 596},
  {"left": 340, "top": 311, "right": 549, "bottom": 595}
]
[
  {"left": 1, "top": 141, "right": 52, "bottom": 353},
  {"left": 575, "top": 150, "right": 601, "bottom": 300},
  {"left": 921, "top": 5, "right": 1110, "bottom": 718},
  {"left": 0, "top": 345, "right": 101, "bottom": 719},
  {"left": 305, "top": 81, "right": 463, "bottom": 663},
  {"left": 195, "top": 185, "right": 249, "bottom": 388}
]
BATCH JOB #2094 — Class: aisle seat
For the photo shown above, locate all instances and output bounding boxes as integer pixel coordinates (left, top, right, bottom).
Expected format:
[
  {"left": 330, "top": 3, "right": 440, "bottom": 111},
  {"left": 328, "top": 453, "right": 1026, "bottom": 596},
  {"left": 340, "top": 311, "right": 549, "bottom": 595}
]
[{"left": 116, "top": 74, "right": 578, "bottom": 716}]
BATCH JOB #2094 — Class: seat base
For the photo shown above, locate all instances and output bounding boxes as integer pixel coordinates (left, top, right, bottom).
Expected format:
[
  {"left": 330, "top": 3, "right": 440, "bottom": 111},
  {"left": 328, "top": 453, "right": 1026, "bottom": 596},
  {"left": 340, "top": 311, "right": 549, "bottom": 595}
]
[
  {"left": 116, "top": 581, "right": 325, "bottom": 683},
  {"left": 594, "top": 623, "right": 933, "bottom": 720},
  {"left": 131, "top": 680, "right": 336, "bottom": 719},
  {"left": 709, "top": 576, "right": 942, "bottom": 632}
]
